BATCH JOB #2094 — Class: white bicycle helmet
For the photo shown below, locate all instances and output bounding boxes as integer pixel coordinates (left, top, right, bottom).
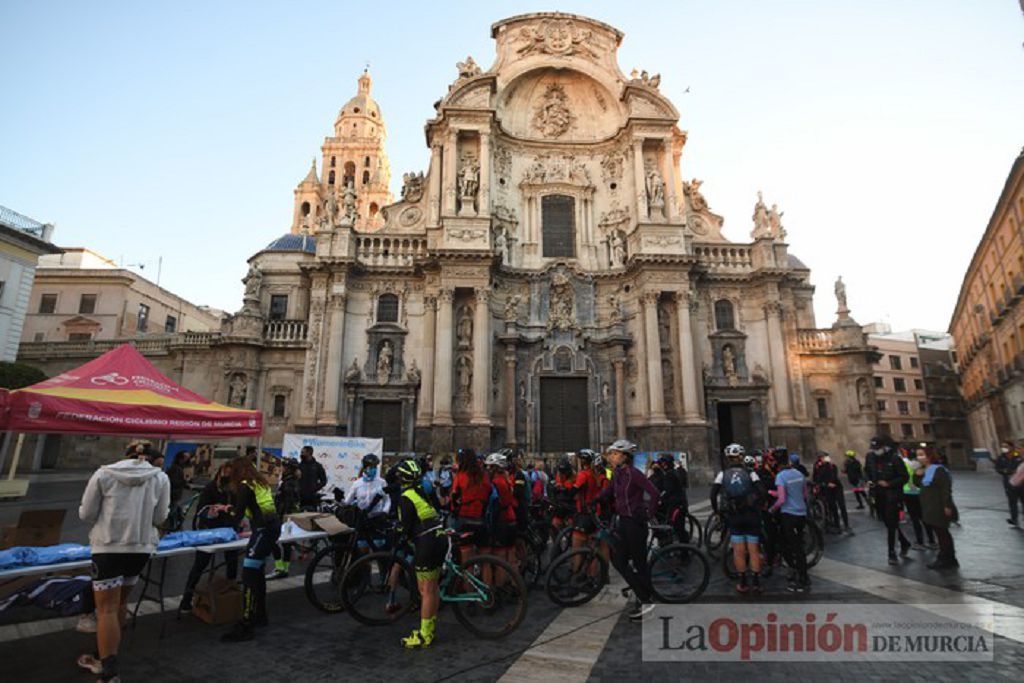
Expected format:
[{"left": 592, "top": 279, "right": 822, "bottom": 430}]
[
  {"left": 609, "top": 439, "right": 638, "bottom": 454},
  {"left": 743, "top": 454, "right": 756, "bottom": 468},
  {"left": 724, "top": 443, "right": 746, "bottom": 460},
  {"left": 484, "top": 452, "right": 507, "bottom": 468}
]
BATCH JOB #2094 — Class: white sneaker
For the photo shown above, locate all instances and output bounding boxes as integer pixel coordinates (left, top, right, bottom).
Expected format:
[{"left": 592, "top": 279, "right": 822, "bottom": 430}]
[
  {"left": 628, "top": 603, "right": 656, "bottom": 622},
  {"left": 75, "top": 613, "right": 97, "bottom": 634}
]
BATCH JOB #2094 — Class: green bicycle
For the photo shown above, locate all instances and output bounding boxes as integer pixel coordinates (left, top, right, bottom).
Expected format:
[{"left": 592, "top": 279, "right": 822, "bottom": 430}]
[{"left": 339, "top": 529, "right": 528, "bottom": 639}]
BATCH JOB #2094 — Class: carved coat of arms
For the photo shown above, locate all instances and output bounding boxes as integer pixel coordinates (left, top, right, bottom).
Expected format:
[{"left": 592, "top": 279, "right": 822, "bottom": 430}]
[{"left": 532, "top": 83, "right": 574, "bottom": 138}]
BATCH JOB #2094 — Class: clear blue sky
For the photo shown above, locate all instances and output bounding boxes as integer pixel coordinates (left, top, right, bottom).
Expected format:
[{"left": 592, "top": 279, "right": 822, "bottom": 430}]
[{"left": 2, "top": 1, "right": 1022, "bottom": 332}]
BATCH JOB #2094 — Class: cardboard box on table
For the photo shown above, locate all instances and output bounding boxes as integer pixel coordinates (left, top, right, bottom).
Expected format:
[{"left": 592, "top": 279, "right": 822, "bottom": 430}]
[
  {"left": 192, "top": 575, "right": 242, "bottom": 625},
  {"left": 285, "top": 512, "right": 350, "bottom": 536}
]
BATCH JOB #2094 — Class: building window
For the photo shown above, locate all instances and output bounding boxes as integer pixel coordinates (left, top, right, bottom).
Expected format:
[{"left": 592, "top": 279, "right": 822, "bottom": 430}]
[
  {"left": 877, "top": 400, "right": 887, "bottom": 412},
  {"left": 344, "top": 161, "right": 355, "bottom": 187},
  {"left": 301, "top": 201, "right": 310, "bottom": 216},
  {"left": 376, "top": 293, "right": 399, "bottom": 323},
  {"left": 78, "top": 294, "right": 97, "bottom": 315},
  {"left": 923, "top": 423, "right": 932, "bottom": 436},
  {"left": 714, "top": 300, "right": 736, "bottom": 331},
  {"left": 893, "top": 378, "right": 907, "bottom": 392},
  {"left": 910, "top": 356, "right": 919, "bottom": 369},
  {"left": 165, "top": 315, "right": 177, "bottom": 333},
  {"left": 913, "top": 378, "right": 923, "bottom": 390},
  {"left": 137, "top": 303, "right": 150, "bottom": 332},
  {"left": 897, "top": 400, "right": 909, "bottom": 415},
  {"left": 918, "top": 401, "right": 927, "bottom": 413},
  {"left": 900, "top": 423, "right": 914, "bottom": 438},
  {"left": 541, "top": 194, "right": 575, "bottom": 258},
  {"left": 816, "top": 397, "right": 829, "bottom": 419},
  {"left": 880, "top": 423, "right": 892, "bottom": 435},
  {"left": 38, "top": 294, "right": 57, "bottom": 314},
  {"left": 328, "top": 170, "right": 335, "bottom": 185},
  {"left": 369, "top": 202, "right": 379, "bottom": 218},
  {"left": 33, "top": 332, "right": 44, "bottom": 342},
  {"left": 269, "top": 295, "right": 288, "bottom": 321},
  {"left": 874, "top": 376, "right": 883, "bottom": 388},
  {"left": 330, "top": 156, "right": 336, "bottom": 168},
  {"left": 68, "top": 332, "right": 91, "bottom": 341},
  {"left": 364, "top": 156, "right": 370, "bottom": 167},
  {"left": 362, "top": 170, "right": 370, "bottom": 185},
  {"left": 889, "top": 355, "right": 902, "bottom": 370},
  {"left": 272, "top": 394, "right": 287, "bottom": 418}
]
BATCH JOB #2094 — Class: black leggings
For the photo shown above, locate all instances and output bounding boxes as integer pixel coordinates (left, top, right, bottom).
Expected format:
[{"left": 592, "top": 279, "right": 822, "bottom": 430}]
[
  {"left": 611, "top": 516, "right": 652, "bottom": 603},
  {"left": 876, "top": 492, "right": 909, "bottom": 555},
  {"left": 903, "top": 495, "right": 934, "bottom": 544},
  {"left": 241, "top": 521, "right": 281, "bottom": 624},
  {"left": 780, "top": 513, "right": 808, "bottom": 584}
]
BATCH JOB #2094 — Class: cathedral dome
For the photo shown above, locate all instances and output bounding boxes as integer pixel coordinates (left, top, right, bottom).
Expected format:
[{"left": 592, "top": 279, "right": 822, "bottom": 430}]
[
  {"left": 336, "top": 70, "right": 383, "bottom": 127},
  {"left": 263, "top": 233, "right": 316, "bottom": 254}
]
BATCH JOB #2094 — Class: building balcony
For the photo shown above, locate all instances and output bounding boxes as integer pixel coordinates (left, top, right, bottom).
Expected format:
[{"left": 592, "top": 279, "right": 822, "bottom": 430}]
[
  {"left": 355, "top": 235, "right": 428, "bottom": 268},
  {"left": 18, "top": 337, "right": 173, "bottom": 360},
  {"left": 263, "top": 319, "right": 308, "bottom": 344},
  {"left": 692, "top": 244, "right": 754, "bottom": 272}
]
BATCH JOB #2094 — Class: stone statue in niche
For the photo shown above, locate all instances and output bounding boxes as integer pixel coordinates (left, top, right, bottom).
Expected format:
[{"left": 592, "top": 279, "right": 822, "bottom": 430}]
[
  {"left": 456, "top": 355, "right": 472, "bottom": 405},
  {"left": 532, "top": 83, "right": 575, "bottom": 138},
  {"left": 341, "top": 180, "right": 358, "bottom": 226},
  {"left": 607, "top": 293, "right": 623, "bottom": 323},
  {"left": 456, "top": 55, "right": 481, "bottom": 79},
  {"left": 645, "top": 166, "right": 665, "bottom": 211},
  {"left": 609, "top": 230, "right": 626, "bottom": 267},
  {"left": 456, "top": 305, "right": 473, "bottom": 348},
  {"left": 401, "top": 172, "right": 425, "bottom": 203},
  {"left": 458, "top": 157, "right": 479, "bottom": 216},
  {"left": 494, "top": 227, "right": 510, "bottom": 265},
  {"left": 346, "top": 357, "right": 361, "bottom": 382},
  {"left": 376, "top": 340, "right": 393, "bottom": 385},
  {"left": 547, "top": 272, "right": 575, "bottom": 331},
  {"left": 752, "top": 191, "right": 771, "bottom": 239},
  {"left": 228, "top": 373, "right": 247, "bottom": 407},
  {"left": 518, "top": 381, "right": 526, "bottom": 404},
  {"left": 722, "top": 345, "right": 738, "bottom": 386},
  {"left": 602, "top": 382, "right": 610, "bottom": 403},
  {"left": 406, "top": 359, "right": 421, "bottom": 383},
  {"left": 503, "top": 294, "right": 521, "bottom": 322},
  {"left": 242, "top": 263, "right": 262, "bottom": 301},
  {"left": 857, "top": 377, "right": 872, "bottom": 410}
]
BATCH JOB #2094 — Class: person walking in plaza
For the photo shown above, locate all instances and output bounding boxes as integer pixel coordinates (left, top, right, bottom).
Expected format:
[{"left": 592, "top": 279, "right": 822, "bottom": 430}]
[
  {"left": 902, "top": 450, "right": 935, "bottom": 550},
  {"left": 843, "top": 450, "right": 868, "bottom": 510},
  {"left": 866, "top": 435, "right": 911, "bottom": 565},
  {"left": 298, "top": 446, "right": 328, "bottom": 509},
  {"left": 77, "top": 443, "right": 171, "bottom": 683},
  {"left": 994, "top": 442, "right": 1023, "bottom": 528},
  {"left": 179, "top": 462, "right": 239, "bottom": 612},
  {"left": 914, "top": 448, "right": 959, "bottom": 569},
  {"left": 769, "top": 453, "right": 811, "bottom": 592},
  {"left": 598, "top": 439, "right": 660, "bottom": 621},
  {"left": 222, "top": 456, "right": 281, "bottom": 642}
]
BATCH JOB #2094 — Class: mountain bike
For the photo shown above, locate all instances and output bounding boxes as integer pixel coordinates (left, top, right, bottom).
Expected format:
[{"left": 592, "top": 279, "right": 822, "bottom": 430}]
[{"left": 340, "top": 529, "right": 527, "bottom": 639}]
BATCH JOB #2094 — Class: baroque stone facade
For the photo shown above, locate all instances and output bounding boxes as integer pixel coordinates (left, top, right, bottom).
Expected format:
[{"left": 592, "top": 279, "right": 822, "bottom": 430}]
[{"left": 17, "top": 13, "right": 879, "bottom": 477}]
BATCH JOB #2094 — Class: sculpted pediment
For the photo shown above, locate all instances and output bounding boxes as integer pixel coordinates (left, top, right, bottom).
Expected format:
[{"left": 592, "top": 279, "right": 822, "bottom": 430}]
[
  {"left": 497, "top": 68, "right": 623, "bottom": 142},
  {"left": 625, "top": 89, "right": 676, "bottom": 120},
  {"left": 445, "top": 80, "right": 494, "bottom": 109}
]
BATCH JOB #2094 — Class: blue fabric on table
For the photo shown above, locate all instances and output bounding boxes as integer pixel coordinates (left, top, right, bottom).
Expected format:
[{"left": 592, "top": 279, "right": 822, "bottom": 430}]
[
  {"left": 157, "top": 528, "right": 237, "bottom": 550},
  {"left": 0, "top": 544, "right": 91, "bottom": 569}
]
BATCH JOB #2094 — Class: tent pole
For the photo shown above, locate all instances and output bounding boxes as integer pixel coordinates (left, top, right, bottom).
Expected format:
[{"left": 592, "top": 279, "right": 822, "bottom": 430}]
[
  {"left": 256, "top": 436, "right": 263, "bottom": 468},
  {"left": 7, "top": 433, "right": 25, "bottom": 481}
]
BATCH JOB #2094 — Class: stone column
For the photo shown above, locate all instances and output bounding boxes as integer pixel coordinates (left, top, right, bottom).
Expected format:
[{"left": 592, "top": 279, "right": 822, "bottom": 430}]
[
  {"left": 471, "top": 288, "right": 491, "bottom": 424},
  {"left": 505, "top": 346, "right": 517, "bottom": 444},
  {"left": 433, "top": 288, "right": 454, "bottom": 424},
  {"left": 320, "top": 288, "right": 348, "bottom": 422},
  {"left": 478, "top": 131, "right": 491, "bottom": 218},
  {"left": 765, "top": 302, "right": 794, "bottom": 420},
  {"left": 301, "top": 276, "right": 329, "bottom": 420},
  {"left": 642, "top": 291, "right": 668, "bottom": 423},
  {"left": 632, "top": 139, "right": 648, "bottom": 221},
  {"left": 663, "top": 137, "right": 679, "bottom": 222},
  {"left": 416, "top": 295, "right": 437, "bottom": 426},
  {"left": 675, "top": 291, "right": 702, "bottom": 422},
  {"left": 613, "top": 357, "right": 627, "bottom": 438},
  {"left": 443, "top": 130, "right": 458, "bottom": 216},
  {"left": 428, "top": 142, "right": 442, "bottom": 227}
]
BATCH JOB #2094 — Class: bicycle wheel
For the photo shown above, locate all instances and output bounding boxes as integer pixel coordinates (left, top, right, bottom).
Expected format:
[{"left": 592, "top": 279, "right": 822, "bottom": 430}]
[
  {"left": 340, "top": 551, "right": 418, "bottom": 626},
  {"left": 451, "top": 554, "right": 527, "bottom": 639},
  {"left": 649, "top": 544, "right": 710, "bottom": 604},
  {"left": 549, "top": 525, "right": 573, "bottom": 565},
  {"left": 809, "top": 499, "right": 826, "bottom": 525},
  {"left": 703, "top": 514, "right": 727, "bottom": 558},
  {"left": 304, "top": 543, "right": 351, "bottom": 613},
  {"left": 804, "top": 520, "right": 825, "bottom": 568},
  {"left": 519, "top": 539, "right": 543, "bottom": 588},
  {"left": 683, "top": 513, "right": 703, "bottom": 546},
  {"left": 544, "top": 547, "right": 607, "bottom": 607}
]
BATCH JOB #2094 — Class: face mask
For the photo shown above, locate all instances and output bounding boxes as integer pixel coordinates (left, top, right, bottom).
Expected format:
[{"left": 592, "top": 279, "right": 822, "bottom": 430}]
[
  {"left": 1001, "top": 448, "right": 1009, "bottom": 454},
  {"left": 363, "top": 467, "right": 377, "bottom": 481}
]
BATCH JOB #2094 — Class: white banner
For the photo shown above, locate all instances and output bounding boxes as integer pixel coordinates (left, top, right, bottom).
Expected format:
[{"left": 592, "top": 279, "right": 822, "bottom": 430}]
[{"left": 281, "top": 434, "right": 383, "bottom": 498}]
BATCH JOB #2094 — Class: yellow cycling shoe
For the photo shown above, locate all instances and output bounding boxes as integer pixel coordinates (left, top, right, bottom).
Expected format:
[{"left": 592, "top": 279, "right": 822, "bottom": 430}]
[{"left": 401, "top": 629, "right": 434, "bottom": 649}]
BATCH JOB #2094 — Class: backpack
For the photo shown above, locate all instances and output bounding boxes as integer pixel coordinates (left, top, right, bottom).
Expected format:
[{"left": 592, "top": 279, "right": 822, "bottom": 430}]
[
  {"left": 484, "top": 483, "right": 502, "bottom": 531},
  {"left": 722, "top": 467, "right": 756, "bottom": 510}
]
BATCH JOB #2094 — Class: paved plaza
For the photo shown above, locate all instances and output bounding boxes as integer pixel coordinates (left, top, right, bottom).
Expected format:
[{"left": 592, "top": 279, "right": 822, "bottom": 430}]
[{"left": 2, "top": 470, "right": 1023, "bottom": 682}]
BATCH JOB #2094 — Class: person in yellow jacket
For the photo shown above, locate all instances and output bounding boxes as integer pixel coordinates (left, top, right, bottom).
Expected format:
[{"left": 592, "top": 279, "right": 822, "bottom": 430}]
[{"left": 222, "top": 457, "right": 281, "bottom": 643}]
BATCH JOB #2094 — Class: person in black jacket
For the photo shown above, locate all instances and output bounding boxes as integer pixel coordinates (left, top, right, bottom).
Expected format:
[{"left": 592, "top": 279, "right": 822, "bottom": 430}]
[
  {"left": 268, "top": 459, "right": 302, "bottom": 579},
  {"left": 994, "top": 442, "right": 1023, "bottom": 527},
  {"left": 866, "top": 435, "right": 911, "bottom": 564},
  {"left": 298, "top": 446, "right": 328, "bottom": 509},
  {"left": 843, "top": 450, "right": 868, "bottom": 509},
  {"left": 178, "top": 463, "right": 238, "bottom": 613}
]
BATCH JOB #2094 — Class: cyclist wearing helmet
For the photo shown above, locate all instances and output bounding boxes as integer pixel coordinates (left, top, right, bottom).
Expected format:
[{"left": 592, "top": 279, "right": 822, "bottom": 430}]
[
  {"left": 650, "top": 453, "right": 687, "bottom": 543},
  {"left": 571, "top": 449, "right": 601, "bottom": 541},
  {"left": 394, "top": 458, "right": 446, "bottom": 649},
  {"left": 550, "top": 455, "right": 576, "bottom": 536},
  {"left": 451, "top": 448, "right": 490, "bottom": 557},
  {"left": 843, "top": 450, "right": 867, "bottom": 510},
  {"left": 597, "top": 439, "right": 660, "bottom": 622},
  {"left": 484, "top": 452, "right": 517, "bottom": 566},
  {"left": 344, "top": 454, "right": 390, "bottom": 517},
  {"left": 711, "top": 444, "right": 764, "bottom": 594}
]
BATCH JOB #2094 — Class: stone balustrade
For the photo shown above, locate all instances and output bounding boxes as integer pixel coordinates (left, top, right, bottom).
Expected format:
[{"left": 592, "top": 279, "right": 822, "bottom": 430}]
[
  {"left": 692, "top": 243, "right": 754, "bottom": 271},
  {"left": 263, "top": 319, "right": 308, "bottom": 343},
  {"left": 18, "top": 337, "right": 174, "bottom": 359},
  {"left": 355, "top": 235, "right": 428, "bottom": 267},
  {"left": 796, "top": 329, "right": 839, "bottom": 352}
]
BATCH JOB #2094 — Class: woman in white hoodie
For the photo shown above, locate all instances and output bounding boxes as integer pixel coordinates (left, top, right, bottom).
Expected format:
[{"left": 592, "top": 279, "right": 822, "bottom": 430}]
[{"left": 76, "top": 444, "right": 170, "bottom": 683}]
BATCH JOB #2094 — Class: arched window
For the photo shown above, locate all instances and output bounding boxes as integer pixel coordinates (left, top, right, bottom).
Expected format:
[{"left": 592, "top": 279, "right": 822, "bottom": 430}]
[
  {"left": 300, "top": 201, "right": 310, "bottom": 216},
  {"left": 714, "top": 299, "right": 735, "bottom": 330},
  {"left": 344, "top": 161, "right": 355, "bottom": 187},
  {"left": 362, "top": 170, "right": 370, "bottom": 185},
  {"left": 377, "top": 293, "right": 399, "bottom": 323},
  {"left": 328, "top": 170, "right": 335, "bottom": 185},
  {"left": 330, "top": 156, "right": 336, "bottom": 168},
  {"left": 369, "top": 202, "right": 379, "bottom": 218},
  {"left": 272, "top": 394, "right": 287, "bottom": 418},
  {"left": 541, "top": 194, "right": 575, "bottom": 258},
  {"left": 364, "top": 156, "right": 370, "bottom": 167}
]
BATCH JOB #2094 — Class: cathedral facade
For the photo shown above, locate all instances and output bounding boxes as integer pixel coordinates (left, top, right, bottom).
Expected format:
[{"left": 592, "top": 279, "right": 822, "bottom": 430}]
[{"left": 19, "top": 13, "right": 880, "bottom": 476}]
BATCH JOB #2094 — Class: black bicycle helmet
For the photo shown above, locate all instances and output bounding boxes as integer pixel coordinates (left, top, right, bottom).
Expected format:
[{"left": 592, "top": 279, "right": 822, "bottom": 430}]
[
  {"left": 578, "top": 448, "right": 596, "bottom": 462},
  {"left": 361, "top": 453, "right": 380, "bottom": 468},
  {"left": 395, "top": 458, "right": 422, "bottom": 487},
  {"left": 556, "top": 455, "right": 573, "bottom": 475}
]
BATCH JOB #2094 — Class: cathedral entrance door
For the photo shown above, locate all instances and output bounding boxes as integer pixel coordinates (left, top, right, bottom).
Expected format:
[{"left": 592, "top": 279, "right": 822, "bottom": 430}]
[
  {"left": 362, "top": 400, "right": 402, "bottom": 453},
  {"left": 716, "top": 402, "right": 752, "bottom": 460},
  {"left": 539, "top": 377, "right": 589, "bottom": 453}
]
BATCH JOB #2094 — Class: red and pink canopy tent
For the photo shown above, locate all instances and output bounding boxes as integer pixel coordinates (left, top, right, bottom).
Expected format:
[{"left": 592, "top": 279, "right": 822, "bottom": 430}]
[{"left": 1, "top": 344, "right": 262, "bottom": 482}]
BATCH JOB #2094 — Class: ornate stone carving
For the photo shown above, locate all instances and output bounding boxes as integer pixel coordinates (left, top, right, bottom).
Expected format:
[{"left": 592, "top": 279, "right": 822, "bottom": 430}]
[
  {"left": 532, "top": 83, "right": 575, "bottom": 138},
  {"left": 456, "top": 55, "right": 482, "bottom": 79},
  {"left": 503, "top": 294, "right": 521, "bottom": 322},
  {"left": 456, "top": 353, "right": 473, "bottom": 407},
  {"left": 722, "top": 344, "right": 739, "bottom": 386},
  {"left": 398, "top": 206, "right": 423, "bottom": 227},
  {"left": 598, "top": 203, "right": 630, "bottom": 230},
  {"left": 376, "top": 340, "right": 393, "bottom": 385},
  {"left": 448, "top": 227, "right": 486, "bottom": 242},
  {"left": 856, "top": 377, "right": 872, "bottom": 410},
  {"left": 400, "top": 171, "right": 425, "bottom": 203},
  {"left": 340, "top": 180, "right": 358, "bottom": 227},
  {"left": 642, "top": 235, "right": 681, "bottom": 248},
  {"left": 228, "top": 372, "right": 247, "bottom": 406},
  {"left": 607, "top": 293, "right": 623, "bottom": 323},
  {"left": 456, "top": 304, "right": 473, "bottom": 349},
  {"left": 752, "top": 190, "right": 771, "bottom": 239},
  {"left": 458, "top": 156, "right": 479, "bottom": 206},
  {"left": 521, "top": 153, "right": 591, "bottom": 186},
  {"left": 645, "top": 165, "right": 665, "bottom": 213},
  {"left": 547, "top": 271, "right": 575, "bottom": 331},
  {"left": 494, "top": 146, "right": 512, "bottom": 182},
  {"left": 682, "top": 178, "right": 708, "bottom": 212},
  {"left": 629, "top": 68, "right": 661, "bottom": 89},
  {"left": 494, "top": 226, "right": 511, "bottom": 265},
  {"left": 835, "top": 276, "right": 848, "bottom": 314},
  {"left": 346, "top": 357, "right": 361, "bottom": 382},
  {"left": 600, "top": 152, "right": 624, "bottom": 184},
  {"left": 769, "top": 203, "right": 786, "bottom": 240},
  {"left": 516, "top": 19, "right": 599, "bottom": 59},
  {"left": 609, "top": 230, "right": 627, "bottom": 267},
  {"left": 323, "top": 191, "right": 339, "bottom": 228},
  {"left": 240, "top": 263, "right": 262, "bottom": 314},
  {"left": 687, "top": 214, "right": 709, "bottom": 236},
  {"left": 406, "top": 359, "right": 421, "bottom": 383}
]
